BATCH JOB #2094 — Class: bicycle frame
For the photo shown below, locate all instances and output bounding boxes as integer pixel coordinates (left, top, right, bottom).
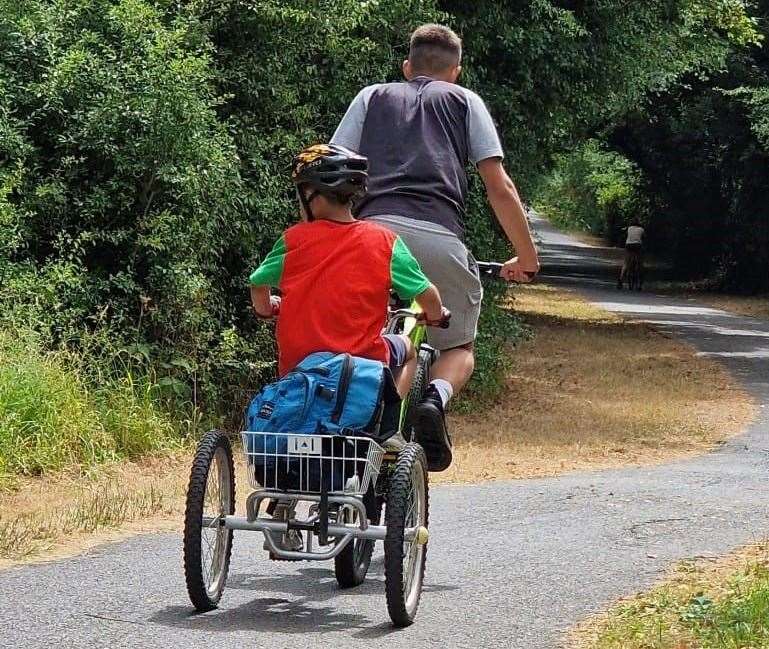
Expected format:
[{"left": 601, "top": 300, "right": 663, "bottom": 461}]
[{"left": 384, "top": 301, "right": 430, "bottom": 432}]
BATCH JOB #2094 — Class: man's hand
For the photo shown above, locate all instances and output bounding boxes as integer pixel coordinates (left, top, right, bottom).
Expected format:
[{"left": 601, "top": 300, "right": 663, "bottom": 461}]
[{"left": 502, "top": 255, "right": 539, "bottom": 283}]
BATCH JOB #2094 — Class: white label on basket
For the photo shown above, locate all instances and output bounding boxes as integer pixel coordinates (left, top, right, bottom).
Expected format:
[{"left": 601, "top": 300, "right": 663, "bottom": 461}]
[{"left": 288, "top": 435, "right": 322, "bottom": 455}]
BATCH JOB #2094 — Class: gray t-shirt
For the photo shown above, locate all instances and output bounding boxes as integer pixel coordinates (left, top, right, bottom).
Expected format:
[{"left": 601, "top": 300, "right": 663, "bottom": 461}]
[{"left": 331, "top": 77, "right": 503, "bottom": 239}]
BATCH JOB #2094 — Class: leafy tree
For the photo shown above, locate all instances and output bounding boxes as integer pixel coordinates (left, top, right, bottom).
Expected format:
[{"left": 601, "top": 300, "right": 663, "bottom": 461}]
[{"left": 1, "top": 0, "right": 764, "bottom": 427}]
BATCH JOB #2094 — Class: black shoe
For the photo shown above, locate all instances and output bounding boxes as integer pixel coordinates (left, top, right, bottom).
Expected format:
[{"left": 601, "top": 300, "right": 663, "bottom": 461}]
[{"left": 414, "top": 386, "right": 453, "bottom": 472}]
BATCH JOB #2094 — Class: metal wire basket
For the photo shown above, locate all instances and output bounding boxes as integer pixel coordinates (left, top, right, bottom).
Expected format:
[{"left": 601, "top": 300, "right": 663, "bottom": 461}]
[{"left": 241, "top": 431, "right": 385, "bottom": 496}]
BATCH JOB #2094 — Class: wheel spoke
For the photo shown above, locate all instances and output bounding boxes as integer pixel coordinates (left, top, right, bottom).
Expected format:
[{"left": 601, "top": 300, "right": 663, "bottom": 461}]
[
  {"left": 201, "top": 448, "right": 230, "bottom": 594},
  {"left": 401, "top": 461, "right": 424, "bottom": 600}
]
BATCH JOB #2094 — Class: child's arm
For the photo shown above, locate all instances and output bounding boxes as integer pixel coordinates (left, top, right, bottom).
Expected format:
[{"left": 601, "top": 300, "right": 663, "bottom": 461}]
[
  {"left": 250, "top": 285, "right": 279, "bottom": 319},
  {"left": 414, "top": 283, "right": 446, "bottom": 324},
  {"left": 390, "top": 236, "right": 446, "bottom": 323},
  {"left": 249, "top": 234, "right": 287, "bottom": 319}
]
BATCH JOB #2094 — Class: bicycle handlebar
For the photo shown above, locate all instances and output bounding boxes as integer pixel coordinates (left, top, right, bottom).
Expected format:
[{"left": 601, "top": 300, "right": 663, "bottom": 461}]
[
  {"left": 476, "top": 261, "right": 504, "bottom": 278},
  {"left": 476, "top": 261, "right": 536, "bottom": 282},
  {"left": 388, "top": 308, "right": 452, "bottom": 329}
]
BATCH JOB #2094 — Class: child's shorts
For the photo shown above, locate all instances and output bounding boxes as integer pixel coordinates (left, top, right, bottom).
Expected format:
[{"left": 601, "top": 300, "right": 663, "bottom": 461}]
[{"left": 383, "top": 334, "right": 409, "bottom": 373}]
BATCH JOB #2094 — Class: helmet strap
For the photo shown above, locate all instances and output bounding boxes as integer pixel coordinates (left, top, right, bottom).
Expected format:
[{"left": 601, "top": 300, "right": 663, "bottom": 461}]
[{"left": 297, "top": 187, "right": 320, "bottom": 222}]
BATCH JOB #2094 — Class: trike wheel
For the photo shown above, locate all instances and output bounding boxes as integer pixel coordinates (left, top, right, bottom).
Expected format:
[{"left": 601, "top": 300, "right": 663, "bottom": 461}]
[
  {"left": 334, "top": 489, "right": 382, "bottom": 588},
  {"left": 403, "top": 349, "right": 431, "bottom": 441},
  {"left": 384, "top": 442, "right": 429, "bottom": 627},
  {"left": 184, "top": 430, "right": 235, "bottom": 612}
]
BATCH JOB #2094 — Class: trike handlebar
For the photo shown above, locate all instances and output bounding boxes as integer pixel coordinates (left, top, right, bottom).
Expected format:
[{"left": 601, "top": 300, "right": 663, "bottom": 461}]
[{"left": 388, "top": 308, "right": 452, "bottom": 329}]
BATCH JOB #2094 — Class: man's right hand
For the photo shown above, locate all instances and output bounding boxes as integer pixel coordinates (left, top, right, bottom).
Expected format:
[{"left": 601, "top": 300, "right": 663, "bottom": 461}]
[{"left": 501, "top": 255, "right": 539, "bottom": 283}]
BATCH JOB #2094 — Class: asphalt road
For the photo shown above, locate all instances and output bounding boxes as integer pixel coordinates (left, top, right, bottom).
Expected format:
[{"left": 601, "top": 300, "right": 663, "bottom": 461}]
[{"left": 2, "top": 217, "right": 768, "bottom": 649}]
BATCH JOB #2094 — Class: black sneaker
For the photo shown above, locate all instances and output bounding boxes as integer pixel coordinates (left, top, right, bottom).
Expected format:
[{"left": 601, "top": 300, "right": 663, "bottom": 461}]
[{"left": 414, "top": 385, "right": 453, "bottom": 472}]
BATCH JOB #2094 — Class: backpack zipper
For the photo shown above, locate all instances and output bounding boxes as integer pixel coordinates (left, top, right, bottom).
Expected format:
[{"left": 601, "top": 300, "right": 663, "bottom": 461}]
[{"left": 331, "top": 353, "right": 353, "bottom": 423}]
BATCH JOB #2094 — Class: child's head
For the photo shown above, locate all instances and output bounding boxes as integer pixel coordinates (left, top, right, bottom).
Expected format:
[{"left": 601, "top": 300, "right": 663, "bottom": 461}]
[{"left": 291, "top": 144, "right": 368, "bottom": 222}]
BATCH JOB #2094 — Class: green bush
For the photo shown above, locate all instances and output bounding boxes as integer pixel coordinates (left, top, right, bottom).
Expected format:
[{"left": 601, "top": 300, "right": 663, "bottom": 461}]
[
  {"left": 0, "top": 331, "right": 184, "bottom": 485},
  {"left": 455, "top": 283, "right": 529, "bottom": 413},
  {"left": 534, "top": 140, "right": 649, "bottom": 244},
  {"left": 0, "top": 332, "right": 112, "bottom": 479}
]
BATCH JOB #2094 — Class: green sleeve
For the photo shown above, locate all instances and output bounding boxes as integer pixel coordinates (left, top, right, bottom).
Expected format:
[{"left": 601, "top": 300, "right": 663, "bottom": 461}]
[
  {"left": 390, "top": 236, "right": 431, "bottom": 300},
  {"left": 249, "top": 235, "right": 287, "bottom": 287}
]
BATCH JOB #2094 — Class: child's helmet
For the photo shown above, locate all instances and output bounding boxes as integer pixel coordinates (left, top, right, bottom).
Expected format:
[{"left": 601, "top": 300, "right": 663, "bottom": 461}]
[{"left": 291, "top": 143, "right": 368, "bottom": 203}]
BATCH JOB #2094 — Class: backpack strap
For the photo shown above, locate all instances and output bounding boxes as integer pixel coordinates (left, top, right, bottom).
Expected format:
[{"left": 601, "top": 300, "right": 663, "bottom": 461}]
[{"left": 368, "top": 367, "right": 401, "bottom": 443}]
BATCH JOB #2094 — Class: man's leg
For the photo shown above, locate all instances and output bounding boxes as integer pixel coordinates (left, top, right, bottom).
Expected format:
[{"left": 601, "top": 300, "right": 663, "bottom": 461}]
[
  {"left": 366, "top": 215, "right": 477, "bottom": 470},
  {"left": 430, "top": 342, "right": 475, "bottom": 396}
]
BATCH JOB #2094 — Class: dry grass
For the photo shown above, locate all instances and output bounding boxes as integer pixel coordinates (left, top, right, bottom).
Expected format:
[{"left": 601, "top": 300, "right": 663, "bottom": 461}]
[
  {"left": 0, "top": 449, "right": 258, "bottom": 567},
  {"left": 648, "top": 282, "right": 769, "bottom": 321},
  {"left": 564, "top": 229, "right": 611, "bottom": 248},
  {"left": 571, "top": 542, "right": 769, "bottom": 649},
  {"left": 0, "top": 284, "right": 755, "bottom": 564},
  {"left": 695, "top": 294, "right": 769, "bottom": 320},
  {"left": 0, "top": 453, "right": 189, "bottom": 566},
  {"left": 435, "top": 284, "right": 755, "bottom": 484}
]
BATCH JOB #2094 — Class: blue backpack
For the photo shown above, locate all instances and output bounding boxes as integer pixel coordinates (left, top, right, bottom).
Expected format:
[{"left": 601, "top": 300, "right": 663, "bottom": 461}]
[{"left": 244, "top": 352, "right": 398, "bottom": 490}]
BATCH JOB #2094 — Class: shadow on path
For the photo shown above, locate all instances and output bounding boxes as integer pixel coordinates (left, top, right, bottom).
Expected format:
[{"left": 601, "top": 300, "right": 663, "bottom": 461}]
[{"left": 149, "top": 564, "right": 458, "bottom": 639}]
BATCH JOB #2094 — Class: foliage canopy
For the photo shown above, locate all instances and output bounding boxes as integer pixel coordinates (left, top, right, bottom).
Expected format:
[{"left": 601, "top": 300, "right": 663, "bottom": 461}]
[{"left": 0, "top": 0, "right": 762, "bottom": 435}]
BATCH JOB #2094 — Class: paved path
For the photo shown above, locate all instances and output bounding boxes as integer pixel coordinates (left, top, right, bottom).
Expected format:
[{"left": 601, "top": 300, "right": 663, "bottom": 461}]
[{"left": 2, "top": 219, "right": 768, "bottom": 649}]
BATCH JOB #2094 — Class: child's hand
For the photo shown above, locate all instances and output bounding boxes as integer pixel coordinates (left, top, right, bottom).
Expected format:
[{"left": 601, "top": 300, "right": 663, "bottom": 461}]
[
  {"left": 270, "top": 295, "right": 281, "bottom": 317},
  {"left": 424, "top": 306, "right": 451, "bottom": 328}
]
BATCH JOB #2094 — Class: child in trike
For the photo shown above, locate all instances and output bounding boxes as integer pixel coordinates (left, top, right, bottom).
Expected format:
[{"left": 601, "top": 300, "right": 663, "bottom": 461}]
[{"left": 183, "top": 143, "right": 450, "bottom": 627}]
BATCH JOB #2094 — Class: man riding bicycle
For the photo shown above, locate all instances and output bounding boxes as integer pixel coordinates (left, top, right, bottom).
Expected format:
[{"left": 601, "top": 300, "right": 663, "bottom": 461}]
[{"left": 332, "top": 23, "right": 540, "bottom": 470}]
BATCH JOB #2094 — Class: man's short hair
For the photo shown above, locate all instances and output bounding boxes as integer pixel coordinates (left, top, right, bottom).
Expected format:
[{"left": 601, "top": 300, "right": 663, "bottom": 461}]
[{"left": 408, "top": 24, "right": 462, "bottom": 74}]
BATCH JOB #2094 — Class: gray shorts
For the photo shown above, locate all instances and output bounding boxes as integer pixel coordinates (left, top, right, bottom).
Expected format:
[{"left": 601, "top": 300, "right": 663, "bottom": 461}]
[{"left": 370, "top": 215, "right": 483, "bottom": 351}]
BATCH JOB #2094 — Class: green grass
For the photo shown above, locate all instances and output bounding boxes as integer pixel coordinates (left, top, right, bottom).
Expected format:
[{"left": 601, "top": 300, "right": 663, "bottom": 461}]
[
  {"left": 583, "top": 549, "right": 769, "bottom": 649},
  {"left": 0, "top": 331, "right": 186, "bottom": 487}
]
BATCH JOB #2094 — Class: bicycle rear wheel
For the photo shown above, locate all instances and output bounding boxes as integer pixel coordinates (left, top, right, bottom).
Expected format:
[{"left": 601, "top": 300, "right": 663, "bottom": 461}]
[
  {"left": 403, "top": 348, "right": 431, "bottom": 442},
  {"left": 184, "top": 430, "right": 235, "bottom": 612},
  {"left": 384, "top": 442, "right": 429, "bottom": 627}
]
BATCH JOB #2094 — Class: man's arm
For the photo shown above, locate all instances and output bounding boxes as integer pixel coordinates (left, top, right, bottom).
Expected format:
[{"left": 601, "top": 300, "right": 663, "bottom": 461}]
[{"left": 477, "top": 158, "right": 539, "bottom": 283}]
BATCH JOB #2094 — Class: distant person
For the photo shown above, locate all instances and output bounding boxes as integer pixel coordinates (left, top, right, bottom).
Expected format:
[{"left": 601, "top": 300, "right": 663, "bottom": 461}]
[
  {"left": 618, "top": 218, "right": 645, "bottom": 290},
  {"left": 332, "top": 23, "right": 539, "bottom": 471}
]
